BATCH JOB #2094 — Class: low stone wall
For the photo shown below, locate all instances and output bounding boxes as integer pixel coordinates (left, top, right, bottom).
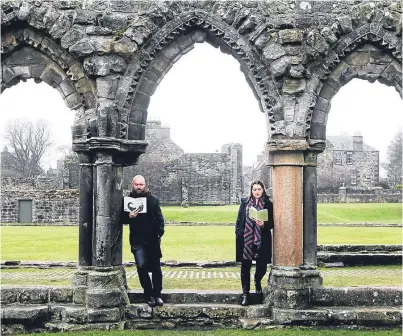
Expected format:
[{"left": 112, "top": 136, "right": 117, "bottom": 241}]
[
  {"left": 318, "top": 188, "right": 402, "bottom": 203},
  {"left": 1, "top": 189, "right": 79, "bottom": 224}
]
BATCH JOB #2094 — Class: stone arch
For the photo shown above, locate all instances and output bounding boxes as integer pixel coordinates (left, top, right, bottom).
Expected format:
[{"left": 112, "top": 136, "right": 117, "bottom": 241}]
[
  {"left": 115, "top": 12, "right": 280, "bottom": 141},
  {"left": 1, "top": 26, "right": 97, "bottom": 141},
  {"left": 307, "top": 17, "right": 402, "bottom": 142}
]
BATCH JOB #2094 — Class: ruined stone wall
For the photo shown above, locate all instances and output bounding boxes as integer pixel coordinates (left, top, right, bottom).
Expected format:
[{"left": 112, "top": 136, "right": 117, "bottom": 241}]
[
  {"left": 123, "top": 122, "right": 243, "bottom": 205},
  {"left": 1, "top": 189, "right": 79, "bottom": 223},
  {"left": 60, "top": 159, "right": 80, "bottom": 189},
  {"left": 1, "top": 177, "right": 60, "bottom": 190},
  {"left": 125, "top": 151, "right": 239, "bottom": 205},
  {"left": 179, "top": 153, "right": 232, "bottom": 205},
  {"left": 318, "top": 188, "right": 401, "bottom": 203}
]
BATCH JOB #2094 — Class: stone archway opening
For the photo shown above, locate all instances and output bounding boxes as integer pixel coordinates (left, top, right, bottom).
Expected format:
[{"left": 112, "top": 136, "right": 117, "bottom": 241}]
[
  {"left": 119, "top": 30, "right": 268, "bottom": 266},
  {"left": 304, "top": 42, "right": 402, "bottom": 267},
  {"left": 1, "top": 27, "right": 98, "bottom": 269}
]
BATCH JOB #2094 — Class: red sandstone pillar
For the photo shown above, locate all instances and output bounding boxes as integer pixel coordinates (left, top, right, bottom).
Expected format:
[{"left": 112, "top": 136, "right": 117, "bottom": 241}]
[{"left": 269, "top": 151, "right": 305, "bottom": 266}]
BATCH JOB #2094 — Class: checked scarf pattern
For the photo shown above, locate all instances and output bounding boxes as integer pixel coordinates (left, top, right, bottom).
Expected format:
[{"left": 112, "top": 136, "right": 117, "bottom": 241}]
[{"left": 242, "top": 197, "right": 264, "bottom": 260}]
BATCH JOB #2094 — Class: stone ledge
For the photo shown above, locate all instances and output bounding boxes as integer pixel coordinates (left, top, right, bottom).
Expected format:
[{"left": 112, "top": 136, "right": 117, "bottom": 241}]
[
  {"left": 2, "top": 305, "right": 49, "bottom": 324},
  {"left": 1, "top": 286, "right": 73, "bottom": 305},
  {"left": 127, "top": 290, "right": 264, "bottom": 305},
  {"left": 318, "top": 245, "right": 402, "bottom": 252},
  {"left": 312, "top": 287, "right": 402, "bottom": 307},
  {"left": 317, "top": 253, "right": 402, "bottom": 266},
  {"left": 272, "top": 307, "right": 402, "bottom": 326}
]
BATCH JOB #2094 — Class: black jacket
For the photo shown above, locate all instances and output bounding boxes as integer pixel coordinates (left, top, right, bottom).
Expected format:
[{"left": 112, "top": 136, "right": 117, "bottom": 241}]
[
  {"left": 121, "top": 193, "right": 165, "bottom": 261},
  {"left": 235, "top": 196, "right": 273, "bottom": 263}
]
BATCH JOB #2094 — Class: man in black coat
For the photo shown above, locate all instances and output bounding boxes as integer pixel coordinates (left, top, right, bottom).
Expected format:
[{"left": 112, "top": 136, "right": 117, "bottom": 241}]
[{"left": 121, "top": 175, "right": 165, "bottom": 307}]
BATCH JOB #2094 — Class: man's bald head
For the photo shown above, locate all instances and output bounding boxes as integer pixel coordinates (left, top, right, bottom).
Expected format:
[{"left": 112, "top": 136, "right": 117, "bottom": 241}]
[
  {"left": 132, "top": 175, "right": 146, "bottom": 194},
  {"left": 132, "top": 175, "right": 146, "bottom": 185}
]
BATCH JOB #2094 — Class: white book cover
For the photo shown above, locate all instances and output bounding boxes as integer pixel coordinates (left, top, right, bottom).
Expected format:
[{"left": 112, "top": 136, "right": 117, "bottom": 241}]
[
  {"left": 249, "top": 206, "right": 268, "bottom": 221},
  {"left": 124, "top": 196, "right": 147, "bottom": 213}
]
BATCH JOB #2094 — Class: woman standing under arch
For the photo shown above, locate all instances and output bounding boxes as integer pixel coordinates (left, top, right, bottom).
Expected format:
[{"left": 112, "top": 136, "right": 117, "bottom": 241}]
[{"left": 235, "top": 180, "right": 274, "bottom": 306}]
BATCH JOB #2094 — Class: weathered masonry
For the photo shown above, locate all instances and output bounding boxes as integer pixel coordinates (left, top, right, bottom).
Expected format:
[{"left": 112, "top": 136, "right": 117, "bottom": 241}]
[{"left": 1, "top": 0, "right": 402, "bottom": 330}]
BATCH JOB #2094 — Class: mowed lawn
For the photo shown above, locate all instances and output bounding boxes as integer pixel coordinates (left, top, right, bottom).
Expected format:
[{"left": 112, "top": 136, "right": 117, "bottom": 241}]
[
  {"left": 162, "top": 203, "right": 402, "bottom": 224},
  {"left": 1, "top": 225, "right": 401, "bottom": 262}
]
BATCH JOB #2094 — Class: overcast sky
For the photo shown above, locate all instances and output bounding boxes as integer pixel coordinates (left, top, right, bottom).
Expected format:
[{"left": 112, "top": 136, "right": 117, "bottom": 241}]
[{"left": 0, "top": 42, "right": 401, "bottom": 177}]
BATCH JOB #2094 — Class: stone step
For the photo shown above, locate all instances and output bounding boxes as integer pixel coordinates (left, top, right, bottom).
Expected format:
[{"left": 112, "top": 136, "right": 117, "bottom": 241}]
[
  {"left": 127, "top": 290, "right": 264, "bottom": 305},
  {"left": 317, "top": 252, "right": 402, "bottom": 266},
  {"left": 125, "top": 302, "right": 270, "bottom": 321},
  {"left": 2, "top": 303, "right": 401, "bottom": 331},
  {"left": 273, "top": 306, "right": 402, "bottom": 326},
  {"left": 1, "top": 286, "right": 73, "bottom": 305},
  {"left": 2, "top": 304, "right": 50, "bottom": 325},
  {"left": 312, "top": 287, "right": 402, "bottom": 307}
]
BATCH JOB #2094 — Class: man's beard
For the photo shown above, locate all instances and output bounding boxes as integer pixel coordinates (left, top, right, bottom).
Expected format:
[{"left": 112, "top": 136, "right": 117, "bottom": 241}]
[{"left": 133, "top": 188, "right": 147, "bottom": 197}]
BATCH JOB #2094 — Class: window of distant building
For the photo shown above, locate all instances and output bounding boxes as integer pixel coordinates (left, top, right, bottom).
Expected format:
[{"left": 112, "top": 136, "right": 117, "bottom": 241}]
[
  {"left": 351, "top": 171, "right": 357, "bottom": 185},
  {"left": 334, "top": 151, "right": 342, "bottom": 165},
  {"left": 346, "top": 152, "right": 353, "bottom": 165}
]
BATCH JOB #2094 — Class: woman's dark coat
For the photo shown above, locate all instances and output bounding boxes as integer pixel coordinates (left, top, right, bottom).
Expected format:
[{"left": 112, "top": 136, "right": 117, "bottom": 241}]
[
  {"left": 235, "top": 196, "right": 274, "bottom": 263},
  {"left": 121, "top": 193, "right": 165, "bottom": 270}
]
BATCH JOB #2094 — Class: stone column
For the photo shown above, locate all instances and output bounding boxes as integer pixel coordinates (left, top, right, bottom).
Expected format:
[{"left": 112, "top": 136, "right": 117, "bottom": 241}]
[
  {"left": 111, "top": 164, "right": 124, "bottom": 267},
  {"left": 77, "top": 153, "right": 94, "bottom": 267},
  {"left": 84, "top": 153, "right": 129, "bottom": 318},
  {"left": 303, "top": 151, "right": 318, "bottom": 266},
  {"left": 72, "top": 152, "right": 94, "bottom": 304},
  {"left": 270, "top": 151, "right": 304, "bottom": 266},
  {"left": 267, "top": 146, "right": 322, "bottom": 313}
]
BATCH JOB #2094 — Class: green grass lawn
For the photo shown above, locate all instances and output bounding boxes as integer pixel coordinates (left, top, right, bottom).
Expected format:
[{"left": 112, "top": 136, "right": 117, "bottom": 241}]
[
  {"left": 11, "top": 329, "right": 403, "bottom": 336},
  {"left": 161, "top": 203, "right": 402, "bottom": 224},
  {"left": 1, "top": 266, "right": 401, "bottom": 288},
  {"left": 1, "top": 226, "right": 401, "bottom": 262}
]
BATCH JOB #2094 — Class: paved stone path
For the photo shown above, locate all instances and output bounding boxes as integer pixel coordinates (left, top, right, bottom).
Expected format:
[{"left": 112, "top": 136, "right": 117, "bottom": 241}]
[{"left": 1, "top": 268, "right": 401, "bottom": 282}]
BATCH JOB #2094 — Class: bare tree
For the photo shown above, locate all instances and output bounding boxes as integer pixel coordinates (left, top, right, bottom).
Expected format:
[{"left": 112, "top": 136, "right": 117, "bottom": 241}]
[
  {"left": 382, "top": 130, "right": 402, "bottom": 188},
  {"left": 3, "top": 119, "right": 52, "bottom": 177},
  {"left": 56, "top": 144, "right": 77, "bottom": 161}
]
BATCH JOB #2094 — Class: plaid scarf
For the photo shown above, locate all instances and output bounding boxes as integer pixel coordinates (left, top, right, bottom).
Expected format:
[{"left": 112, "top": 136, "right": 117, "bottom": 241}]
[{"left": 242, "top": 197, "right": 263, "bottom": 260}]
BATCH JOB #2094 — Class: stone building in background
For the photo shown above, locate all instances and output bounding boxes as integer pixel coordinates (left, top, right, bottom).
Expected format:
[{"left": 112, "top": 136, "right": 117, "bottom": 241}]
[
  {"left": 244, "top": 134, "right": 380, "bottom": 192},
  {"left": 124, "top": 121, "right": 243, "bottom": 205},
  {"left": 317, "top": 135, "right": 379, "bottom": 190}
]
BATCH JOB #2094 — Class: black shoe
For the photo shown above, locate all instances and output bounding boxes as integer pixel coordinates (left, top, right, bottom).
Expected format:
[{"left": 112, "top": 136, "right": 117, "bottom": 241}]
[
  {"left": 240, "top": 293, "right": 250, "bottom": 306},
  {"left": 256, "top": 290, "right": 263, "bottom": 304},
  {"left": 155, "top": 297, "right": 164, "bottom": 306},
  {"left": 146, "top": 296, "right": 156, "bottom": 307}
]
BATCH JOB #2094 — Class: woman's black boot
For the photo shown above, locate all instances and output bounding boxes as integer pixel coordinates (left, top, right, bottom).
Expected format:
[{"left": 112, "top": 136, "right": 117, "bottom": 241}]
[
  {"left": 255, "top": 280, "right": 263, "bottom": 304},
  {"left": 240, "top": 273, "right": 251, "bottom": 306},
  {"left": 240, "top": 293, "right": 250, "bottom": 306}
]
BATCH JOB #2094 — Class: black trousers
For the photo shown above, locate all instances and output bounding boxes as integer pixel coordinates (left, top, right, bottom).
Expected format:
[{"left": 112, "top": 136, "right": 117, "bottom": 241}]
[
  {"left": 240, "top": 258, "right": 268, "bottom": 293},
  {"left": 132, "top": 245, "right": 163, "bottom": 297}
]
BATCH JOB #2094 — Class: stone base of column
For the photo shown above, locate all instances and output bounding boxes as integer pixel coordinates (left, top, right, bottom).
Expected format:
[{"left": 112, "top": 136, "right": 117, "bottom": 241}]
[
  {"left": 72, "top": 266, "right": 91, "bottom": 304},
  {"left": 72, "top": 266, "right": 129, "bottom": 311},
  {"left": 268, "top": 266, "right": 323, "bottom": 310}
]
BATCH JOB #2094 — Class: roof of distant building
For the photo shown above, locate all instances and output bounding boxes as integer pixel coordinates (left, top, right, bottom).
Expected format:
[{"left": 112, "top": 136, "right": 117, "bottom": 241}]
[{"left": 327, "top": 136, "right": 378, "bottom": 151}]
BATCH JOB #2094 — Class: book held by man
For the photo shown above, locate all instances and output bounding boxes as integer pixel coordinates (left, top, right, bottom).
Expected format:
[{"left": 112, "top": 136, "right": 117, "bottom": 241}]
[
  {"left": 249, "top": 206, "right": 268, "bottom": 221},
  {"left": 124, "top": 196, "right": 147, "bottom": 213}
]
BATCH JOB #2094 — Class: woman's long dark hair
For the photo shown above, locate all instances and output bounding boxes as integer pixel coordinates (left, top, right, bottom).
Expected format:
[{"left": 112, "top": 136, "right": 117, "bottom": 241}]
[{"left": 248, "top": 179, "right": 270, "bottom": 203}]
